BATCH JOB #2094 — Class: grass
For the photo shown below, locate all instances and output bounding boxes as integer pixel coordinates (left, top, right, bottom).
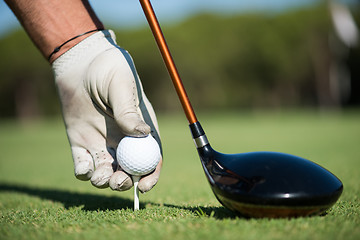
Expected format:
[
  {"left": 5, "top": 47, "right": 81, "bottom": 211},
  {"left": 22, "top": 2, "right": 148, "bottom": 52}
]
[{"left": 0, "top": 110, "right": 359, "bottom": 240}]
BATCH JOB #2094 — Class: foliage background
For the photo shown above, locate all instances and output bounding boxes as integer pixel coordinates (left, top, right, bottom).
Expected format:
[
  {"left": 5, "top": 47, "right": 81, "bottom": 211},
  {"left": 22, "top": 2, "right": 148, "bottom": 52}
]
[{"left": 0, "top": 3, "right": 359, "bottom": 120}]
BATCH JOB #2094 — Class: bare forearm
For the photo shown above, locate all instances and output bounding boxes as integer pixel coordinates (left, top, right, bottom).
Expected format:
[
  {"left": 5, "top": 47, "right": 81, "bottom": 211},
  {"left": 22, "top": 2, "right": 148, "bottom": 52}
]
[{"left": 5, "top": 0, "right": 104, "bottom": 62}]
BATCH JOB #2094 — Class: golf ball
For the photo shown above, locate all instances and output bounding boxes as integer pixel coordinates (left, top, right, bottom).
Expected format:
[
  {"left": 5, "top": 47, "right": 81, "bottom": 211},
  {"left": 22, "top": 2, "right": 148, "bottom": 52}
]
[{"left": 116, "top": 134, "right": 161, "bottom": 176}]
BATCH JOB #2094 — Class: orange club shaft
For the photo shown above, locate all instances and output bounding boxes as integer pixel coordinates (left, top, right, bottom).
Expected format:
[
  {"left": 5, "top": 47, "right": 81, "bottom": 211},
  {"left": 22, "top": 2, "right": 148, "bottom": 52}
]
[{"left": 139, "top": 0, "right": 198, "bottom": 124}]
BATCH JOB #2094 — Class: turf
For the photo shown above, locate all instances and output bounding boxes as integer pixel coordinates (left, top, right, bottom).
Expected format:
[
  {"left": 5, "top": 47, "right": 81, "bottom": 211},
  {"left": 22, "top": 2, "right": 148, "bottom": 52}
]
[{"left": 0, "top": 110, "right": 359, "bottom": 240}]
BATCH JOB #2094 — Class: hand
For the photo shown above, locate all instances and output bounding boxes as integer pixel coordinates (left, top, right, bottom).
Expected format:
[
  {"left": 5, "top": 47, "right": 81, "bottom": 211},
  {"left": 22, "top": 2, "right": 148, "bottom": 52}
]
[{"left": 52, "top": 30, "right": 162, "bottom": 193}]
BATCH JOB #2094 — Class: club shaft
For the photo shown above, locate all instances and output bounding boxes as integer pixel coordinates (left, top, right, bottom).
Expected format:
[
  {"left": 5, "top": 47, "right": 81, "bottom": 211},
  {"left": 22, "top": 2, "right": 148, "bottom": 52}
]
[{"left": 139, "top": 0, "right": 198, "bottom": 124}]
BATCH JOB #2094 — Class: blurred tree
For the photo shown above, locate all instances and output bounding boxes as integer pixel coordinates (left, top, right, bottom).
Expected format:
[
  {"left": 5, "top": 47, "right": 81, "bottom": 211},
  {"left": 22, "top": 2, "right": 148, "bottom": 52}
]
[
  {"left": 120, "top": 5, "right": 337, "bottom": 110},
  {"left": 1, "top": 3, "right": 358, "bottom": 120},
  {"left": 0, "top": 30, "right": 58, "bottom": 120}
]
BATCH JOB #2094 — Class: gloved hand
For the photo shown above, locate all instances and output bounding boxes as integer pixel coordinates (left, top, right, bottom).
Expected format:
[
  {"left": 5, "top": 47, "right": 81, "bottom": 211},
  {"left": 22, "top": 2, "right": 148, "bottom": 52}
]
[{"left": 52, "top": 30, "right": 162, "bottom": 193}]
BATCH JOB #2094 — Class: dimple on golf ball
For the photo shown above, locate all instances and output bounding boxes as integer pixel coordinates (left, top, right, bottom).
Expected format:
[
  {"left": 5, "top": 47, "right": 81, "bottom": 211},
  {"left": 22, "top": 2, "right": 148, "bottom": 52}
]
[{"left": 116, "top": 134, "right": 161, "bottom": 176}]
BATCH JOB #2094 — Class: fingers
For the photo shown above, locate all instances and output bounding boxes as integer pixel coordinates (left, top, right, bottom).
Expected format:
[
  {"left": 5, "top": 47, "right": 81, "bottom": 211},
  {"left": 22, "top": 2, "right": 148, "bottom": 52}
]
[
  {"left": 89, "top": 149, "right": 117, "bottom": 188},
  {"left": 109, "top": 171, "right": 133, "bottom": 191},
  {"left": 90, "top": 163, "right": 113, "bottom": 188},
  {"left": 72, "top": 145, "right": 135, "bottom": 190},
  {"left": 71, "top": 143, "right": 118, "bottom": 189},
  {"left": 71, "top": 137, "right": 162, "bottom": 192},
  {"left": 71, "top": 146, "right": 94, "bottom": 181},
  {"left": 110, "top": 156, "right": 163, "bottom": 193},
  {"left": 109, "top": 157, "right": 163, "bottom": 193},
  {"left": 138, "top": 157, "right": 163, "bottom": 193}
]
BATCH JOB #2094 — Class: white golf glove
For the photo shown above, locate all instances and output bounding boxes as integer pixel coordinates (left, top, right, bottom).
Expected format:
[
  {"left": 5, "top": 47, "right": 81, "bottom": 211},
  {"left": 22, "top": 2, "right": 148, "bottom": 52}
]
[{"left": 52, "top": 30, "right": 162, "bottom": 193}]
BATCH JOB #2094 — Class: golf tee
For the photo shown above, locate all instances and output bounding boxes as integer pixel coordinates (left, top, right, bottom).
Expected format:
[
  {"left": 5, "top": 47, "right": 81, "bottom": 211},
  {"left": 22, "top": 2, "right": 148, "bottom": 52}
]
[{"left": 132, "top": 176, "right": 140, "bottom": 211}]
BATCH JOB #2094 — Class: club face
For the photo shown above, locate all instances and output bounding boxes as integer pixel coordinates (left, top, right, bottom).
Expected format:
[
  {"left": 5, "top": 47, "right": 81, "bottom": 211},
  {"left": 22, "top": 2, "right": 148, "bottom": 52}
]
[{"left": 197, "top": 145, "right": 343, "bottom": 218}]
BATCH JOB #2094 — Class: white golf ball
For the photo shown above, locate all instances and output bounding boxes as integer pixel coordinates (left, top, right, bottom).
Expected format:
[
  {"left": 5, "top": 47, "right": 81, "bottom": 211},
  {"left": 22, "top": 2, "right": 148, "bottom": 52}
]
[{"left": 116, "top": 134, "right": 161, "bottom": 176}]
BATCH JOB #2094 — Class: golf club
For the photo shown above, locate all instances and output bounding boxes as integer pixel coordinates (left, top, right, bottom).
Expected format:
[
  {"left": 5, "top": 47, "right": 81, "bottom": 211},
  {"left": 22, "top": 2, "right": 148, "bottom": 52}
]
[{"left": 139, "top": 0, "right": 343, "bottom": 218}]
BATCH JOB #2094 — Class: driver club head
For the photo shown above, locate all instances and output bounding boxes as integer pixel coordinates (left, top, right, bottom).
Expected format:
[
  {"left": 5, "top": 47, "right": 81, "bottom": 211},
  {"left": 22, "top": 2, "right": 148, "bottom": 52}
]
[
  {"left": 139, "top": 0, "right": 343, "bottom": 218},
  {"left": 191, "top": 122, "right": 343, "bottom": 218}
]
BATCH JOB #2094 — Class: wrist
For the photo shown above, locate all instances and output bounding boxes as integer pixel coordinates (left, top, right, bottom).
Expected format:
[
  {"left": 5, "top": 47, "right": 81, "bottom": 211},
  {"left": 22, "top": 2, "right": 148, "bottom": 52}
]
[
  {"left": 52, "top": 29, "right": 117, "bottom": 76},
  {"left": 5, "top": 0, "right": 104, "bottom": 62},
  {"left": 48, "top": 28, "right": 103, "bottom": 63}
]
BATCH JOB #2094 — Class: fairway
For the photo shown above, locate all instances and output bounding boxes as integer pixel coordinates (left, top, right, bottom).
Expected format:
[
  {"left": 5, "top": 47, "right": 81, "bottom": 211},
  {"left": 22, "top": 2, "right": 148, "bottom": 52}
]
[{"left": 0, "top": 110, "right": 359, "bottom": 240}]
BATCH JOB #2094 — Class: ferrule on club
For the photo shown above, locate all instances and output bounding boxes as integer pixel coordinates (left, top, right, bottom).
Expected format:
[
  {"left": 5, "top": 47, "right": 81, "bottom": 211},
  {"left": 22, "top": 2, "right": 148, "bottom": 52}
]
[
  {"left": 189, "top": 121, "right": 209, "bottom": 148},
  {"left": 193, "top": 135, "right": 209, "bottom": 148}
]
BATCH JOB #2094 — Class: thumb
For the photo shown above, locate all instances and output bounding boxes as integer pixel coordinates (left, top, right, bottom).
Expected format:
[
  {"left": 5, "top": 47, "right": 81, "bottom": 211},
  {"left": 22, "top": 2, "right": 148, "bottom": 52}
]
[
  {"left": 113, "top": 106, "right": 150, "bottom": 137},
  {"left": 107, "top": 50, "right": 150, "bottom": 137}
]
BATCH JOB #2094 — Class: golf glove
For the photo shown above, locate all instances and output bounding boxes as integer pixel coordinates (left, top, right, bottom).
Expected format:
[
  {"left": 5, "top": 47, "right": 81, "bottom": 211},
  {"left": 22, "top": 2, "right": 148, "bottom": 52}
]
[{"left": 52, "top": 30, "right": 162, "bottom": 193}]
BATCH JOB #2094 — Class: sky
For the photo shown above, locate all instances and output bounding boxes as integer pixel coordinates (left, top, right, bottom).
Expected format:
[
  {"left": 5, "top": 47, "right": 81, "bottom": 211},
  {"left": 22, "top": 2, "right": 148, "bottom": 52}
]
[{"left": 0, "top": 0, "right": 357, "bottom": 37}]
